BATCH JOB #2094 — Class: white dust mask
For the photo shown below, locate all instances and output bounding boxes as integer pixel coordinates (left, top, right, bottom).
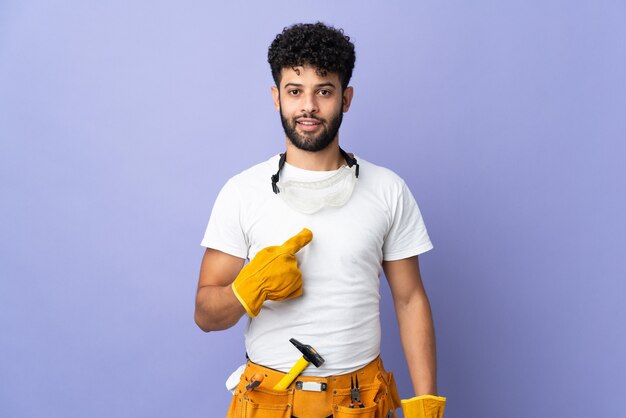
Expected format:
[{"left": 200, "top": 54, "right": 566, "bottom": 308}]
[{"left": 271, "top": 149, "right": 360, "bottom": 215}]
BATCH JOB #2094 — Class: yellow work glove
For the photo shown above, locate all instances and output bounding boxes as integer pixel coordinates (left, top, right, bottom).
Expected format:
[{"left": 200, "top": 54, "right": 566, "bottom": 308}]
[
  {"left": 401, "top": 395, "right": 447, "bottom": 418},
  {"left": 232, "top": 228, "right": 313, "bottom": 317}
]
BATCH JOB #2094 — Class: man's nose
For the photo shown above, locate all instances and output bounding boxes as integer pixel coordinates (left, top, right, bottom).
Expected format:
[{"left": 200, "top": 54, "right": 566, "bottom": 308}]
[{"left": 301, "top": 93, "right": 319, "bottom": 114}]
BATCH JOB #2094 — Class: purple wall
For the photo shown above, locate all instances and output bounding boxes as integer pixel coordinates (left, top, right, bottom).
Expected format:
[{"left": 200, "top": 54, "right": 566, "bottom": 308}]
[{"left": 1, "top": 1, "right": 625, "bottom": 417}]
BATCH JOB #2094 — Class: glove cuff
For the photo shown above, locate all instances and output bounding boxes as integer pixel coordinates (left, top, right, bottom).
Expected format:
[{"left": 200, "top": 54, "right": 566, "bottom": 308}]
[
  {"left": 231, "top": 282, "right": 259, "bottom": 318},
  {"left": 401, "top": 394, "right": 447, "bottom": 418},
  {"left": 402, "top": 395, "right": 447, "bottom": 403}
]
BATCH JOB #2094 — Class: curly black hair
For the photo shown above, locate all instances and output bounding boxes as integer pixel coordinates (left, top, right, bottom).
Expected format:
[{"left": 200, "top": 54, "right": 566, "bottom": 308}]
[{"left": 268, "top": 22, "right": 356, "bottom": 90}]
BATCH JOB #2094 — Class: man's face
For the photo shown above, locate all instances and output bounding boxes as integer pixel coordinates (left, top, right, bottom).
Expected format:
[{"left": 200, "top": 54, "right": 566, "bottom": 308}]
[{"left": 272, "top": 65, "right": 353, "bottom": 152}]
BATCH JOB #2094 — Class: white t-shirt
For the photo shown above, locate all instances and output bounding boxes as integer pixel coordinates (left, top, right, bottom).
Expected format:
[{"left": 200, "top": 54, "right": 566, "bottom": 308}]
[{"left": 201, "top": 154, "right": 433, "bottom": 376}]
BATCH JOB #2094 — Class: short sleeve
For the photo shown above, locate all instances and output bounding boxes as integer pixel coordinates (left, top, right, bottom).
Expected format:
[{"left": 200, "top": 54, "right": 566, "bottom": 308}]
[
  {"left": 200, "top": 179, "right": 249, "bottom": 259},
  {"left": 382, "top": 181, "right": 433, "bottom": 261}
]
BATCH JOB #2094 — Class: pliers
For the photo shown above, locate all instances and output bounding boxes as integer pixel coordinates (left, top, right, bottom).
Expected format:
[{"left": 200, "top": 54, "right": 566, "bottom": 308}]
[{"left": 349, "top": 375, "right": 365, "bottom": 408}]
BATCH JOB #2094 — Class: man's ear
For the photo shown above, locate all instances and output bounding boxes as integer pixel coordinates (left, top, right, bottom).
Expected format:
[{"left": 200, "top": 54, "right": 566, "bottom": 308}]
[
  {"left": 271, "top": 86, "right": 280, "bottom": 112},
  {"left": 342, "top": 86, "right": 354, "bottom": 112}
]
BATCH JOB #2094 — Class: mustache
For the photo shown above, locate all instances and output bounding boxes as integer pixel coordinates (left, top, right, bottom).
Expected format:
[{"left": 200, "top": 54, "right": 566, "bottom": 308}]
[{"left": 294, "top": 114, "right": 325, "bottom": 122}]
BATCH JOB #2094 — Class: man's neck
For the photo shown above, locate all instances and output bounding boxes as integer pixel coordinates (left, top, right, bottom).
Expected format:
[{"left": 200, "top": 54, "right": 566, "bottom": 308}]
[{"left": 284, "top": 139, "right": 344, "bottom": 171}]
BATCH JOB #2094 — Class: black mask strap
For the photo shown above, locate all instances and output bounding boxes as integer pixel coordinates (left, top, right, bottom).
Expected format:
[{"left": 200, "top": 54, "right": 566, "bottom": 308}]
[
  {"left": 339, "top": 148, "right": 360, "bottom": 179},
  {"left": 271, "top": 152, "right": 287, "bottom": 194},
  {"left": 271, "top": 148, "right": 359, "bottom": 194}
]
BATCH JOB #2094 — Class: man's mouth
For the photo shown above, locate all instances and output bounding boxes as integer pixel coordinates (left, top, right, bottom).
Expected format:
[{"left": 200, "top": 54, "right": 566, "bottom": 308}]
[{"left": 296, "top": 118, "right": 322, "bottom": 131}]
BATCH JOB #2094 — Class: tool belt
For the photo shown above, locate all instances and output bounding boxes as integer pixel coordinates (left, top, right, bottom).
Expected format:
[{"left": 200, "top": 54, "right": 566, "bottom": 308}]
[{"left": 226, "top": 356, "right": 401, "bottom": 418}]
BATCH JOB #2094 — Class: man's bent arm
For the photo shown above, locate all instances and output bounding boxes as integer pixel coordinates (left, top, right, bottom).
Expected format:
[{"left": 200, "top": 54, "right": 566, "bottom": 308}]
[
  {"left": 383, "top": 256, "right": 438, "bottom": 396},
  {"left": 194, "top": 248, "right": 246, "bottom": 332}
]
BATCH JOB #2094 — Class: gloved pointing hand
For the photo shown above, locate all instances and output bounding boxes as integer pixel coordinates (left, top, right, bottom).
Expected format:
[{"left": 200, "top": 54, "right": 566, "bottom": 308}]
[
  {"left": 232, "top": 228, "right": 313, "bottom": 317},
  {"left": 401, "top": 395, "right": 446, "bottom": 418}
]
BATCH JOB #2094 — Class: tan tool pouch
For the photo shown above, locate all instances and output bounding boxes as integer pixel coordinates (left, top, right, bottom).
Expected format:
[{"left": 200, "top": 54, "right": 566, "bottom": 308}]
[
  {"left": 227, "top": 385, "right": 293, "bottom": 418},
  {"left": 225, "top": 357, "right": 400, "bottom": 418},
  {"left": 331, "top": 369, "right": 400, "bottom": 418}
]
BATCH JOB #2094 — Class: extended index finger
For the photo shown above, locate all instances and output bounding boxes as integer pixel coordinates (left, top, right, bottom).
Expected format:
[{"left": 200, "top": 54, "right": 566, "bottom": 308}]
[{"left": 280, "top": 228, "right": 313, "bottom": 254}]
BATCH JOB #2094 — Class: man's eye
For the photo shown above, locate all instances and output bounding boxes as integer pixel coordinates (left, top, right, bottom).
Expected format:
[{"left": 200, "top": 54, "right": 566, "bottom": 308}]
[
  {"left": 289, "top": 89, "right": 300, "bottom": 95},
  {"left": 318, "top": 90, "right": 331, "bottom": 96}
]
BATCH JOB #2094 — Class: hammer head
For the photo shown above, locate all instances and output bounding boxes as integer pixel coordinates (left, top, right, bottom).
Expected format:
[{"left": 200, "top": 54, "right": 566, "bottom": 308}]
[{"left": 289, "top": 338, "right": 325, "bottom": 367}]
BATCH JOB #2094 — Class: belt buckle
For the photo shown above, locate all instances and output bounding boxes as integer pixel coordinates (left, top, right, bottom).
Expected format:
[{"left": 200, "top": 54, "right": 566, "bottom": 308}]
[{"left": 295, "top": 381, "right": 327, "bottom": 392}]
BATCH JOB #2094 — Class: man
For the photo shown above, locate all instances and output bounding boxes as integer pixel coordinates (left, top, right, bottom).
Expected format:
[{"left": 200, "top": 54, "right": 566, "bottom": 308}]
[{"left": 195, "top": 22, "right": 446, "bottom": 418}]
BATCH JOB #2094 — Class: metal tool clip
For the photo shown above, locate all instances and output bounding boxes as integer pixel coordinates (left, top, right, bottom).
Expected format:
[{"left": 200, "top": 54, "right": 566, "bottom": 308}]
[{"left": 295, "top": 381, "right": 327, "bottom": 392}]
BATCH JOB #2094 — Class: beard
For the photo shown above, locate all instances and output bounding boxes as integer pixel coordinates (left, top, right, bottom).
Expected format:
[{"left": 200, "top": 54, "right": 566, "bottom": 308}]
[{"left": 280, "top": 107, "right": 343, "bottom": 152}]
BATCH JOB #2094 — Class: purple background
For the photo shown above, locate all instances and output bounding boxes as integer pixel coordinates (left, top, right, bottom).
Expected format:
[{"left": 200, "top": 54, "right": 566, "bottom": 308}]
[{"left": 1, "top": 1, "right": 625, "bottom": 417}]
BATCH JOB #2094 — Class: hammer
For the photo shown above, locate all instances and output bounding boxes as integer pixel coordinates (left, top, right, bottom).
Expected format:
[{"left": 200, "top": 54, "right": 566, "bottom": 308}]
[{"left": 273, "top": 338, "right": 325, "bottom": 390}]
